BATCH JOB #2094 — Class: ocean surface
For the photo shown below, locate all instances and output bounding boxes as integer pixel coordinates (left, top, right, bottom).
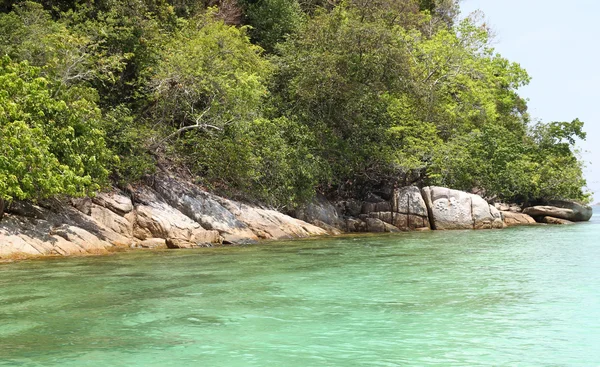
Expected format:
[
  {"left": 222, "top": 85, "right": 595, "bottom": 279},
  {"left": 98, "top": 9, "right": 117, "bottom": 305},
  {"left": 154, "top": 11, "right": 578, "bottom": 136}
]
[{"left": 1, "top": 208, "right": 599, "bottom": 366}]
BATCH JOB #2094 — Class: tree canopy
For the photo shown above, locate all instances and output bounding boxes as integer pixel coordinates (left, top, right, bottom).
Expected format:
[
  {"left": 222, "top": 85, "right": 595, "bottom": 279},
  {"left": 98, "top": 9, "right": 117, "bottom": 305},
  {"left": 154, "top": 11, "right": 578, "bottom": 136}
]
[{"left": 0, "top": 0, "right": 590, "bottom": 210}]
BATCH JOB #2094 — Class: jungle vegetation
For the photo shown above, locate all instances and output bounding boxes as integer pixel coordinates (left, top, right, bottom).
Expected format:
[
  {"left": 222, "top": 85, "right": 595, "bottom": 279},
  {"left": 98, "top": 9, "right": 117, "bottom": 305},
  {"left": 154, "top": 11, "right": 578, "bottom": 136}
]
[{"left": 0, "top": 0, "right": 590, "bottom": 211}]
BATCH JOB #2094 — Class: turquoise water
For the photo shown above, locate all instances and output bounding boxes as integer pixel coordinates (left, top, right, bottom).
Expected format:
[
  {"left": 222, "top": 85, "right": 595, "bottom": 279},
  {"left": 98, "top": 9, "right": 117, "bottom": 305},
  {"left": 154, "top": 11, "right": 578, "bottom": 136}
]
[{"left": 1, "top": 209, "right": 599, "bottom": 366}]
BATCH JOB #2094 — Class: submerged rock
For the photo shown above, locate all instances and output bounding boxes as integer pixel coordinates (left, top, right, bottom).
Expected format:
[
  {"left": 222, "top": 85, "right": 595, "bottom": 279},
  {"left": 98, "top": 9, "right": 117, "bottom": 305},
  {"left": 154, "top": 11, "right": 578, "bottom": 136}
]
[{"left": 539, "top": 216, "right": 574, "bottom": 225}]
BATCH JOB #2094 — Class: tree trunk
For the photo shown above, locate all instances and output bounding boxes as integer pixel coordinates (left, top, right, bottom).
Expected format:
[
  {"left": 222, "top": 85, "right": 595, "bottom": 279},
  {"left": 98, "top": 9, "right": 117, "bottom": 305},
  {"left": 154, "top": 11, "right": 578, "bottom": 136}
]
[{"left": 0, "top": 198, "right": 4, "bottom": 222}]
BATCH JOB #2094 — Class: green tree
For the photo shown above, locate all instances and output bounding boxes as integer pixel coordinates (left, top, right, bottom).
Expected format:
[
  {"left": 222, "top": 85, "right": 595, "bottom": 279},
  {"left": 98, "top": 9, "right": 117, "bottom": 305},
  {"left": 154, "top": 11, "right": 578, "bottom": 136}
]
[
  {"left": 0, "top": 57, "right": 114, "bottom": 216},
  {"left": 149, "top": 10, "right": 270, "bottom": 144},
  {"left": 239, "top": 0, "right": 304, "bottom": 53}
]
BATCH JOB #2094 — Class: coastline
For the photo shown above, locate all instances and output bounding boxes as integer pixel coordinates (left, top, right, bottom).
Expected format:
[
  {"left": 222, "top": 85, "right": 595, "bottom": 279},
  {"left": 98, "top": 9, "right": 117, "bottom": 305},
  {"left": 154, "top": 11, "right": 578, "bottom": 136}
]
[{"left": 0, "top": 174, "right": 592, "bottom": 262}]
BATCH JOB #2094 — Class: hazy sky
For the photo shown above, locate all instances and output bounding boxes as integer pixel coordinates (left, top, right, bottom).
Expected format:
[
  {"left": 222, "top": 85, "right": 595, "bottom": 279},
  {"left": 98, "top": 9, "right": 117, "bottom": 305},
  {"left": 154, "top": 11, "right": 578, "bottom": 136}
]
[{"left": 460, "top": 0, "right": 599, "bottom": 202}]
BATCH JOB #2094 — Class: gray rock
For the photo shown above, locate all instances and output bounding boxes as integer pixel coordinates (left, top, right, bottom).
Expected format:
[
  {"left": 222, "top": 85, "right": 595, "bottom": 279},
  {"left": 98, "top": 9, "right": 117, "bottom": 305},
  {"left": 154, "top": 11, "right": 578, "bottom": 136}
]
[
  {"left": 293, "top": 194, "right": 345, "bottom": 230},
  {"left": 215, "top": 197, "right": 329, "bottom": 238},
  {"left": 346, "top": 217, "right": 367, "bottom": 232},
  {"left": 393, "top": 186, "right": 429, "bottom": 217},
  {"left": 365, "top": 218, "right": 387, "bottom": 233},
  {"left": 70, "top": 197, "right": 92, "bottom": 215},
  {"left": 152, "top": 175, "right": 258, "bottom": 244},
  {"left": 392, "top": 213, "right": 430, "bottom": 230},
  {"left": 7, "top": 201, "right": 52, "bottom": 220},
  {"left": 337, "top": 199, "right": 363, "bottom": 217},
  {"left": 421, "top": 186, "right": 504, "bottom": 230},
  {"left": 361, "top": 201, "right": 392, "bottom": 214},
  {"left": 365, "top": 218, "right": 401, "bottom": 233},
  {"left": 131, "top": 188, "right": 221, "bottom": 248},
  {"left": 90, "top": 204, "right": 133, "bottom": 238},
  {"left": 391, "top": 186, "right": 430, "bottom": 230},
  {"left": 368, "top": 211, "right": 393, "bottom": 224},
  {"left": 92, "top": 192, "right": 133, "bottom": 215},
  {"left": 548, "top": 200, "right": 592, "bottom": 221},
  {"left": 523, "top": 203, "right": 592, "bottom": 222}
]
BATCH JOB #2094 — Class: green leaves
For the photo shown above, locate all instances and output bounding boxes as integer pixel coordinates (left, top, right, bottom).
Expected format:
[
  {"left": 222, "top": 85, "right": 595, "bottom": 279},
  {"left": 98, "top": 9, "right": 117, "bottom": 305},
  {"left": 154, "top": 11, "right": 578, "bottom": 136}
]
[
  {"left": 0, "top": 0, "right": 589, "bottom": 206},
  {"left": 150, "top": 12, "right": 270, "bottom": 132},
  {"left": 0, "top": 57, "right": 113, "bottom": 201}
]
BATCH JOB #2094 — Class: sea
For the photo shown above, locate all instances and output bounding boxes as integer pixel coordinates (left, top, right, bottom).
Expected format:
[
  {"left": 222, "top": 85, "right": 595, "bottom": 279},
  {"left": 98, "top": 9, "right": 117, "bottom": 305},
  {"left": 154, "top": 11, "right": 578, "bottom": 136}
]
[{"left": 1, "top": 207, "right": 599, "bottom": 366}]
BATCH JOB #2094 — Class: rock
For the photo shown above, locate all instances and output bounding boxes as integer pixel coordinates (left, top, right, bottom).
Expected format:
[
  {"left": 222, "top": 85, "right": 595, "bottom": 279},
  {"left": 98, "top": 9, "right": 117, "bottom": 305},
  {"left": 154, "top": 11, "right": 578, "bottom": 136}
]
[
  {"left": 166, "top": 238, "right": 216, "bottom": 249},
  {"left": 133, "top": 202, "right": 221, "bottom": 247},
  {"left": 52, "top": 224, "right": 113, "bottom": 252},
  {"left": 548, "top": 200, "right": 592, "bottom": 221},
  {"left": 392, "top": 186, "right": 430, "bottom": 230},
  {"left": 133, "top": 238, "right": 167, "bottom": 249},
  {"left": 501, "top": 211, "right": 536, "bottom": 226},
  {"left": 92, "top": 192, "right": 133, "bottom": 215},
  {"left": 215, "top": 198, "right": 329, "bottom": 239},
  {"left": 361, "top": 201, "right": 392, "bottom": 214},
  {"left": 365, "top": 218, "right": 400, "bottom": 233},
  {"left": 540, "top": 216, "right": 574, "bottom": 225},
  {"left": 365, "top": 218, "right": 387, "bottom": 232},
  {"left": 523, "top": 203, "right": 592, "bottom": 222},
  {"left": 66, "top": 206, "right": 133, "bottom": 247},
  {"left": 383, "top": 222, "right": 402, "bottom": 233},
  {"left": 346, "top": 217, "right": 367, "bottom": 232},
  {"left": 7, "top": 201, "right": 52, "bottom": 220},
  {"left": 130, "top": 186, "right": 222, "bottom": 247},
  {"left": 292, "top": 193, "right": 345, "bottom": 230},
  {"left": 368, "top": 211, "right": 393, "bottom": 224},
  {"left": 70, "top": 197, "right": 92, "bottom": 215},
  {"left": 494, "top": 202, "right": 510, "bottom": 212},
  {"left": 494, "top": 202, "right": 522, "bottom": 213},
  {"left": 392, "top": 213, "right": 430, "bottom": 231},
  {"left": 421, "top": 186, "right": 504, "bottom": 230},
  {"left": 337, "top": 199, "right": 363, "bottom": 217},
  {"left": 311, "top": 220, "right": 343, "bottom": 235},
  {"left": 90, "top": 204, "right": 133, "bottom": 238},
  {"left": 473, "top": 198, "right": 503, "bottom": 229},
  {"left": 152, "top": 175, "right": 258, "bottom": 244},
  {"left": 393, "top": 186, "right": 429, "bottom": 217}
]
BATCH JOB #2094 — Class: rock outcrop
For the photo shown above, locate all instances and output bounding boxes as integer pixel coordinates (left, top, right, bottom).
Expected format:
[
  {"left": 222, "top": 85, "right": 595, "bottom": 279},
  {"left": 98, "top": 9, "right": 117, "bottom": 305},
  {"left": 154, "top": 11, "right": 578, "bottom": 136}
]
[
  {"left": 0, "top": 175, "right": 327, "bottom": 259},
  {"left": 523, "top": 202, "right": 593, "bottom": 223},
  {"left": 421, "top": 186, "right": 504, "bottom": 230},
  {"left": 2, "top": 175, "right": 590, "bottom": 260}
]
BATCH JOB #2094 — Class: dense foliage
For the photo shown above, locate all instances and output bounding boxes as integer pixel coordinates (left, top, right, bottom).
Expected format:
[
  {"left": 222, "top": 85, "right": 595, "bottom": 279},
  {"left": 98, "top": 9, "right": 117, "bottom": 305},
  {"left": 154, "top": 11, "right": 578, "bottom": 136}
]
[{"left": 0, "top": 0, "right": 590, "bottom": 209}]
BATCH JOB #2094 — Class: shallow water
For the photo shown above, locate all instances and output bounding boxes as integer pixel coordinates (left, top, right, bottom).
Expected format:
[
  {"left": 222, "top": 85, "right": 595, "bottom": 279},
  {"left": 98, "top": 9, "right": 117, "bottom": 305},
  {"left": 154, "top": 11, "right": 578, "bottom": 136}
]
[{"left": 1, "top": 209, "right": 599, "bottom": 366}]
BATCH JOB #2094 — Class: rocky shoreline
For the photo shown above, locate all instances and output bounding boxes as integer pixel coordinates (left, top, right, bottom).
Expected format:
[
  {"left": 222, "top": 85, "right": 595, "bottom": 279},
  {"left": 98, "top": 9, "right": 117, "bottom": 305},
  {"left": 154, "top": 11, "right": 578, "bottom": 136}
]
[{"left": 0, "top": 174, "right": 593, "bottom": 260}]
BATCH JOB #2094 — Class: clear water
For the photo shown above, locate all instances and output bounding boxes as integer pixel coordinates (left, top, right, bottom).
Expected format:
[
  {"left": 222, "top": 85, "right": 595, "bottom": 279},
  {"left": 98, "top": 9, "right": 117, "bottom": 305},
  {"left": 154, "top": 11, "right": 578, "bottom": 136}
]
[{"left": 1, "top": 209, "right": 599, "bottom": 366}]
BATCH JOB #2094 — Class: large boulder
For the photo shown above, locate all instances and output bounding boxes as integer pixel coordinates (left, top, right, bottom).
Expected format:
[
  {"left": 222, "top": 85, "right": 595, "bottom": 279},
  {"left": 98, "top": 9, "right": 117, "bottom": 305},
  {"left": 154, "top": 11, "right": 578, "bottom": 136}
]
[
  {"left": 421, "top": 186, "right": 503, "bottom": 230},
  {"left": 391, "top": 186, "right": 430, "bottom": 230},
  {"left": 523, "top": 201, "right": 592, "bottom": 222},
  {"left": 501, "top": 211, "right": 537, "bottom": 226}
]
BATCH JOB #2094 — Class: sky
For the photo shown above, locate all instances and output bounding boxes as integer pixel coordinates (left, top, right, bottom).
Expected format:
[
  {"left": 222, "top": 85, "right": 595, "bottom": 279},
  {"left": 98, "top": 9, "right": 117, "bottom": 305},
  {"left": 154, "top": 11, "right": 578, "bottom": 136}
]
[{"left": 460, "top": 0, "right": 599, "bottom": 203}]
